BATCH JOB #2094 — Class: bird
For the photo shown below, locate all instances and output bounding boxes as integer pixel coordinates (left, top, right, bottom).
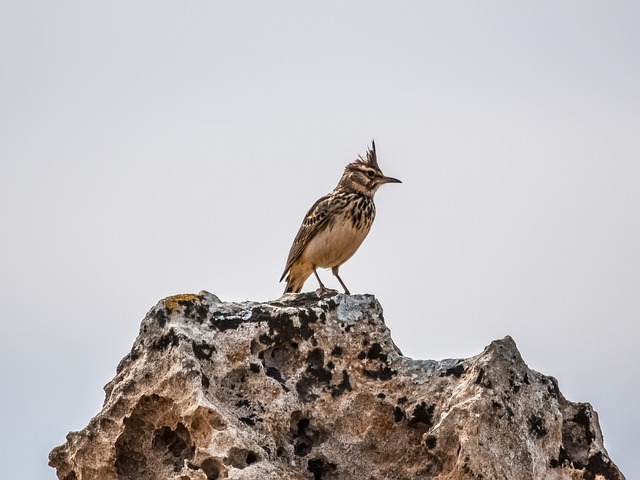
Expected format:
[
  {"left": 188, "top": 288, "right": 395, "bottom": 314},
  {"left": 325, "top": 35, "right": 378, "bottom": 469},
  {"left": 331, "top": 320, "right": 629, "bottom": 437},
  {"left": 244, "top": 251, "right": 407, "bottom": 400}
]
[{"left": 280, "top": 140, "right": 401, "bottom": 295}]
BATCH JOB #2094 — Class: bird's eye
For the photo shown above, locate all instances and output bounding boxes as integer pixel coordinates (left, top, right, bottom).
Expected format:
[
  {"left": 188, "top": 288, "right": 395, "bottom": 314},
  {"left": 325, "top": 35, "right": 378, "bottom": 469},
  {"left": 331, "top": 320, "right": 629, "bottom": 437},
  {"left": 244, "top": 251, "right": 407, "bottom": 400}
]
[{"left": 366, "top": 170, "right": 375, "bottom": 178}]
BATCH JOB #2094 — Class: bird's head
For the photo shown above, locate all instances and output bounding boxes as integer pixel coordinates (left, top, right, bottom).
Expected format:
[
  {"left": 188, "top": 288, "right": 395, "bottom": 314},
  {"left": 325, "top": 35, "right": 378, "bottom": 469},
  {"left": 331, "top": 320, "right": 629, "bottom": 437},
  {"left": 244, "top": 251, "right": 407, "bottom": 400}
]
[{"left": 339, "top": 140, "right": 402, "bottom": 196}]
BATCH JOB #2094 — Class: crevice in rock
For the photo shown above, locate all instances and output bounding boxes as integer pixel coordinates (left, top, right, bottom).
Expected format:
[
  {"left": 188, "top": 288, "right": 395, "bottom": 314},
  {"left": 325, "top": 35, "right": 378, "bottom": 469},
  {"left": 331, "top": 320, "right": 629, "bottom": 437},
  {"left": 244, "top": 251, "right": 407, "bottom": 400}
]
[
  {"left": 290, "top": 412, "right": 327, "bottom": 457},
  {"left": 307, "top": 457, "right": 337, "bottom": 480},
  {"left": 225, "top": 447, "right": 259, "bottom": 469},
  {"left": 200, "top": 457, "right": 223, "bottom": 480}
]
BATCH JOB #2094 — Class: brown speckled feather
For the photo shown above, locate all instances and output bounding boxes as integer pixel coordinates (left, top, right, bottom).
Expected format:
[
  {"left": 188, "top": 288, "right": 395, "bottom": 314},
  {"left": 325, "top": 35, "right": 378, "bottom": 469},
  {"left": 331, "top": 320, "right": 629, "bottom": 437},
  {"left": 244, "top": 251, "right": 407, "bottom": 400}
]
[{"left": 280, "top": 193, "right": 348, "bottom": 282}]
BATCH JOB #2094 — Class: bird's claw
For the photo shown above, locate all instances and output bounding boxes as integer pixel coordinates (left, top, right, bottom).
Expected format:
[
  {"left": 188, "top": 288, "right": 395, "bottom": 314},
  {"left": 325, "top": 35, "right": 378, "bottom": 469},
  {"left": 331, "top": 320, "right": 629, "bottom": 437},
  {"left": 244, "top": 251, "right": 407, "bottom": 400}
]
[{"left": 315, "top": 287, "right": 340, "bottom": 297}]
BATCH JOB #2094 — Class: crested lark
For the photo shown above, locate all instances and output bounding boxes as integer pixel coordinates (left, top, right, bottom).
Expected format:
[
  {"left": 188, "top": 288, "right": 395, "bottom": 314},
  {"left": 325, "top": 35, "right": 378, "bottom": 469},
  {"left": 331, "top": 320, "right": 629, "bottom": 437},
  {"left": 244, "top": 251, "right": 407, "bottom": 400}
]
[{"left": 280, "top": 141, "right": 401, "bottom": 295}]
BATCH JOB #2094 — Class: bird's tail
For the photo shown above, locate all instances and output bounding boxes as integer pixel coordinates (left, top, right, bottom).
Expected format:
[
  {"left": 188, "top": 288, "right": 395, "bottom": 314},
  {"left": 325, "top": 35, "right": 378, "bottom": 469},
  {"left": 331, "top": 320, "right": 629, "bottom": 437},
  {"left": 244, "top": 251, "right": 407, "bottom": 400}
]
[
  {"left": 281, "top": 269, "right": 305, "bottom": 294},
  {"left": 283, "top": 276, "right": 303, "bottom": 294}
]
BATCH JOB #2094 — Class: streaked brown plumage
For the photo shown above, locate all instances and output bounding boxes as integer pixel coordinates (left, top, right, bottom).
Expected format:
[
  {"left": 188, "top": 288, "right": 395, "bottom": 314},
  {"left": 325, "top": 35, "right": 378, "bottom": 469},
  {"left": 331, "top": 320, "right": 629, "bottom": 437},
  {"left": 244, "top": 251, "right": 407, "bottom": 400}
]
[{"left": 280, "top": 141, "right": 401, "bottom": 295}]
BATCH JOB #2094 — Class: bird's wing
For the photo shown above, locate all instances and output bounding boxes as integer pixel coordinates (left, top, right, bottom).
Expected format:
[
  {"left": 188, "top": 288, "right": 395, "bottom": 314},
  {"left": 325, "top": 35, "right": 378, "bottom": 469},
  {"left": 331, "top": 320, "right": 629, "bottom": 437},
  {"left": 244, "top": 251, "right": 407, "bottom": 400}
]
[{"left": 280, "top": 193, "right": 338, "bottom": 282}]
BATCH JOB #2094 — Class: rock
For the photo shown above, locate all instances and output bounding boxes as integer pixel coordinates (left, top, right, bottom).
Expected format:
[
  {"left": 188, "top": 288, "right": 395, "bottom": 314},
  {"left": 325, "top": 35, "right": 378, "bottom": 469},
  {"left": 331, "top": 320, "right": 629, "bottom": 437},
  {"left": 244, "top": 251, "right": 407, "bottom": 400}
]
[{"left": 49, "top": 292, "right": 625, "bottom": 480}]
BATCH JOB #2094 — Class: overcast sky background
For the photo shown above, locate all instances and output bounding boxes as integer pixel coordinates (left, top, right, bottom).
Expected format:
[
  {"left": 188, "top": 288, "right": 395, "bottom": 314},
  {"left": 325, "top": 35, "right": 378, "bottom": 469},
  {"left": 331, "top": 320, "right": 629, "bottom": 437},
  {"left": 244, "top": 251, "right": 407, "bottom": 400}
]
[{"left": 1, "top": 2, "right": 638, "bottom": 478}]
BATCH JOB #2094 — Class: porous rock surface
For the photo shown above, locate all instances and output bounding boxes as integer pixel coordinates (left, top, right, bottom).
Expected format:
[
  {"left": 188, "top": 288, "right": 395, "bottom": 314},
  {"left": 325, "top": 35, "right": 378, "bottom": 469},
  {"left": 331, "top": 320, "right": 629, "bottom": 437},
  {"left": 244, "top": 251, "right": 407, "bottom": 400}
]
[{"left": 49, "top": 292, "right": 625, "bottom": 480}]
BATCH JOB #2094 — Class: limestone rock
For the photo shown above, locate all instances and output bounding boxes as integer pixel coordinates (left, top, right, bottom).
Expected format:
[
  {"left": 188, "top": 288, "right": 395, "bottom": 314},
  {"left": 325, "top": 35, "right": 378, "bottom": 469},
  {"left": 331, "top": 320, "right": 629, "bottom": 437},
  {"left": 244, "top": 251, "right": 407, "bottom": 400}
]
[{"left": 49, "top": 292, "right": 625, "bottom": 480}]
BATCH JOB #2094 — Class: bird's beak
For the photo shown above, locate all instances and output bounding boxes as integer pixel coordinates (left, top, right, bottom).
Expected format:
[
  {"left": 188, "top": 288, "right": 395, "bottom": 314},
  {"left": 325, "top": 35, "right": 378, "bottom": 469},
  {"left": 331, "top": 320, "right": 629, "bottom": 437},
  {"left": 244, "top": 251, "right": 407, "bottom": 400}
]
[{"left": 380, "top": 175, "right": 402, "bottom": 184}]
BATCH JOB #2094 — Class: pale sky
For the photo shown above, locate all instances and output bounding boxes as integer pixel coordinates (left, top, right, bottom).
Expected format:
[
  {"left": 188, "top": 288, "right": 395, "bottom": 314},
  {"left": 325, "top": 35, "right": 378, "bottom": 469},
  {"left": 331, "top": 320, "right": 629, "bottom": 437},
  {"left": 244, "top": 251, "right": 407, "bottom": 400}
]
[{"left": 1, "top": 2, "right": 639, "bottom": 478}]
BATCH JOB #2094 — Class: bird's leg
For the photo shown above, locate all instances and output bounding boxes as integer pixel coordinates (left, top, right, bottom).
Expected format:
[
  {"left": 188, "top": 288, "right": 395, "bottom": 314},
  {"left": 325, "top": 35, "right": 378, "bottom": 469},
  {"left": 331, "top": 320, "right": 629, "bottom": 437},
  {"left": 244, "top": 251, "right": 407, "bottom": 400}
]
[
  {"left": 332, "top": 267, "right": 351, "bottom": 295},
  {"left": 314, "top": 267, "right": 338, "bottom": 296}
]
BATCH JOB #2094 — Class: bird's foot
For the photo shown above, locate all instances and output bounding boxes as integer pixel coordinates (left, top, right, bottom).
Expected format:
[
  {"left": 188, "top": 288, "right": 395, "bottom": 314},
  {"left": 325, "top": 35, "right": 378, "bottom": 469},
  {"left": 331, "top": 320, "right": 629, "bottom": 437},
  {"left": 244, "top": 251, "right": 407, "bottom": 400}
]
[{"left": 315, "top": 286, "right": 339, "bottom": 297}]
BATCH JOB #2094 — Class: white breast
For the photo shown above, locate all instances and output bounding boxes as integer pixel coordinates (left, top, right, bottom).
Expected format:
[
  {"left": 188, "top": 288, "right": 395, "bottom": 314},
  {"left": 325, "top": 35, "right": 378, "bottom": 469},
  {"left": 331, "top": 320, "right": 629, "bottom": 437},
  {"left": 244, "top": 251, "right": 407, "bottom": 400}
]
[{"left": 302, "top": 212, "right": 373, "bottom": 269}]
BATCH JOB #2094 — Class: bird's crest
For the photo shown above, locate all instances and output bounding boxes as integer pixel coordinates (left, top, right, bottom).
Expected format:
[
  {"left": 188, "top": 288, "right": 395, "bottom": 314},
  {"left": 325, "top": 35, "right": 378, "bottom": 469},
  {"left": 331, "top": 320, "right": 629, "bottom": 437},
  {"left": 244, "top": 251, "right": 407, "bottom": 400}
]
[{"left": 356, "top": 140, "right": 379, "bottom": 170}]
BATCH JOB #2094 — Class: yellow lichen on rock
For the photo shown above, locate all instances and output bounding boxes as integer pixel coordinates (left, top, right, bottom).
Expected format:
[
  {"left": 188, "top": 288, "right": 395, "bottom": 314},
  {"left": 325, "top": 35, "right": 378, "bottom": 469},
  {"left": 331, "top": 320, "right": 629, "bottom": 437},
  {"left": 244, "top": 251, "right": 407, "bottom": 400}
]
[{"left": 164, "top": 293, "right": 202, "bottom": 312}]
